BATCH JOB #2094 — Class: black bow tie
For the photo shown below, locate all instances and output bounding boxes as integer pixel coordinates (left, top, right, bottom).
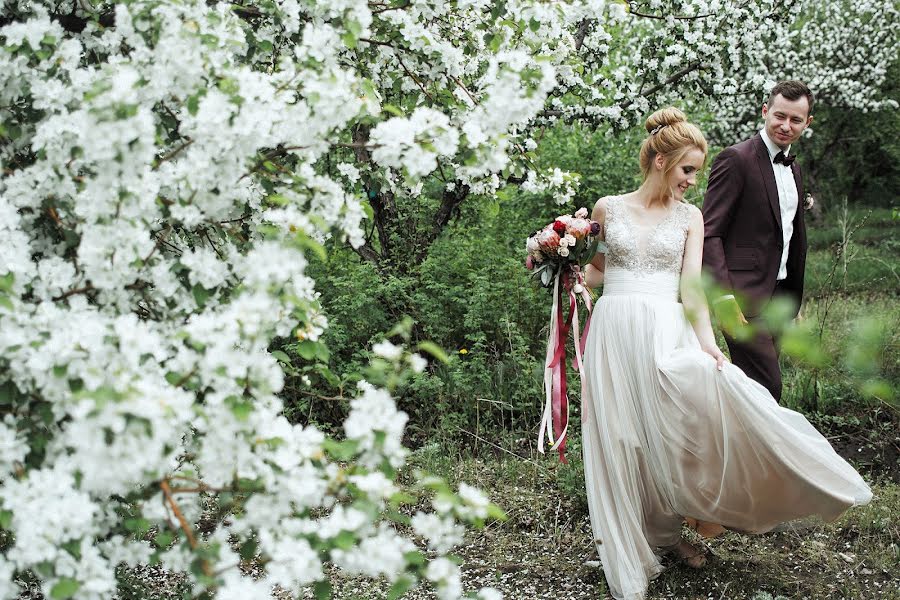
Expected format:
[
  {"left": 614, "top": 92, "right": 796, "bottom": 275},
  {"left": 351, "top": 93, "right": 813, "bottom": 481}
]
[{"left": 773, "top": 151, "right": 795, "bottom": 166}]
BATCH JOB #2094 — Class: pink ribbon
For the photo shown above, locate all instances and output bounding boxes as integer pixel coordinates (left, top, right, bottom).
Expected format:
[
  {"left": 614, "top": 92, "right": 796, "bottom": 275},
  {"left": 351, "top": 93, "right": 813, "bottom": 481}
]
[{"left": 538, "top": 269, "right": 594, "bottom": 463}]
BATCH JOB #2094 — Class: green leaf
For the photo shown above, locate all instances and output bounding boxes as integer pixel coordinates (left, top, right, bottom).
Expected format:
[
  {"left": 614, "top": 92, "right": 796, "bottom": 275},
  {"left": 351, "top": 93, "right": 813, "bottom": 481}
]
[
  {"left": 579, "top": 238, "right": 599, "bottom": 266},
  {"left": 124, "top": 517, "right": 151, "bottom": 535},
  {"left": 239, "top": 538, "right": 258, "bottom": 560},
  {"left": 266, "top": 193, "right": 289, "bottom": 206},
  {"left": 341, "top": 31, "right": 358, "bottom": 49},
  {"left": 317, "top": 365, "right": 341, "bottom": 387},
  {"left": 861, "top": 378, "right": 895, "bottom": 401},
  {"left": 294, "top": 230, "right": 327, "bottom": 262},
  {"left": 385, "top": 509, "right": 411, "bottom": 526},
  {"left": 0, "top": 382, "right": 20, "bottom": 405},
  {"left": 50, "top": 578, "right": 80, "bottom": 600},
  {"left": 191, "top": 284, "right": 211, "bottom": 308},
  {"left": 403, "top": 550, "right": 426, "bottom": 566},
  {"left": 297, "top": 340, "right": 318, "bottom": 360},
  {"left": 322, "top": 438, "right": 359, "bottom": 461},
  {"left": 387, "top": 576, "right": 416, "bottom": 600},
  {"left": 486, "top": 503, "right": 508, "bottom": 521},
  {"left": 227, "top": 396, "right": 253, "bottom": 421},
  {"left": 0, "top": 272, "right": 14, "bottom": 292},
  {"left": 271, "top": 350, "right": 291, "bottom": 364},
  {"left": 313, "top": 581, "right": 332, "bottom": 600},
  {"left": 62, "top": 539, "right": 82, "bottom": 560},
  {"left": 386, "top": 316, "right": 414, "bottom": 339},
  {"left": 154, "top": 530, "right": 175, "bottom": 549},
  {"left": 361, "top": 200, "right": 375, "bottom": 220},
  {"left": 0, "top": 509, "right": 13, "bottom": 529},
  {"left": 489, "top": 32, "right": 503, "bottom": 52},
  {"left": 382, "top": 104, "right": 404, "bottom": 117},
  {"left": 187, "top": 94, "right": 201, "bottom": 116},
  {"left": 417, "top": 341, "right": 449, "bottom": 364},
  {"left": 331, "top": 530, "right": 356, "bottom": 550}
]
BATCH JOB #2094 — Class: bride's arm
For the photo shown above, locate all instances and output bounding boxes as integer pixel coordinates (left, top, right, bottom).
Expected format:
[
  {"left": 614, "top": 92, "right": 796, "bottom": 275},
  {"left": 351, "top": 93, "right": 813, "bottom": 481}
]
[
  {"left": 681, "top": 205, "right": 727, "bottom": 370},
  {"left": 583, "top": 197, "right": 608, "bottom": 288}
]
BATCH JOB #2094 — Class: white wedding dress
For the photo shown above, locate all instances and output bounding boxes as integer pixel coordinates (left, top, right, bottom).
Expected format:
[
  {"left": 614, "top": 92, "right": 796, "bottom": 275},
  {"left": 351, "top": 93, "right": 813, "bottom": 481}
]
[{"left": 581, "top": 196, "right": 872, "bottom": 600}]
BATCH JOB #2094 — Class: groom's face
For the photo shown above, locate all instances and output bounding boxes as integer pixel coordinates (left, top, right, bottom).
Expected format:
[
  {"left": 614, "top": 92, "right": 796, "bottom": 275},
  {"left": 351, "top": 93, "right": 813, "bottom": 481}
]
[{"left": 762, "top": 94, "right": 813, "bottom": 149}]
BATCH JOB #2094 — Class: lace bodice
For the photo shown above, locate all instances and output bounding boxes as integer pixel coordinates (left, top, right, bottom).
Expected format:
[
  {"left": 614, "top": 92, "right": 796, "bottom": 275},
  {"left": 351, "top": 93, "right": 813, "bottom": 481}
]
[{"left": 604, "top": 196, "right": 692, "bottom": 275}]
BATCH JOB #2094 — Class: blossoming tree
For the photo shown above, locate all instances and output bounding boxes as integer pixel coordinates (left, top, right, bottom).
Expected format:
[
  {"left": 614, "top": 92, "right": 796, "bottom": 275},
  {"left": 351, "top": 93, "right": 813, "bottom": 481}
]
[{"left": 0, "top": 0, "right": 896, "bottom": 598}]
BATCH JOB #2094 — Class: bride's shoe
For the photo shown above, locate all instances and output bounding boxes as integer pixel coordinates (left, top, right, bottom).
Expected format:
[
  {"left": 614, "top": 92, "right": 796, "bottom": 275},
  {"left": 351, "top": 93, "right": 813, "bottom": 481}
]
[{"left": 667, "top": 538, "right": 709, "bottom": 569}]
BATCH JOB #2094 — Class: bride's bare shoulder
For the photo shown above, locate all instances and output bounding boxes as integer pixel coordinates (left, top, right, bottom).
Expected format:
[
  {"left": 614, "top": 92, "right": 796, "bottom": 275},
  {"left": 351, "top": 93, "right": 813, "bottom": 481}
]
[{"left": 592, "top": 195, "right": 619, "bottom": 220}]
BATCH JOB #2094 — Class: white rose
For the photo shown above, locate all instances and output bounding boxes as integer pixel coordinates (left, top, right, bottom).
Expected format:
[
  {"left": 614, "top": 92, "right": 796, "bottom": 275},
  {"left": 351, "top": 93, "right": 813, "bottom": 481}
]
[{"left": 558, "top": 247, "right": 570, "bottom": 257}]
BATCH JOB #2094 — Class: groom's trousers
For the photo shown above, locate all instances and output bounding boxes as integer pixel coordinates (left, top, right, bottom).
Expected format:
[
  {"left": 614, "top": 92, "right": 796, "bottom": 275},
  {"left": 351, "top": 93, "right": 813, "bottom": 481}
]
[
  {"left": 723, "top": 281, "right": 795, "bottom": 403},
  {"left": 724, "top": 319, "right": 782, "bottom": 403}
]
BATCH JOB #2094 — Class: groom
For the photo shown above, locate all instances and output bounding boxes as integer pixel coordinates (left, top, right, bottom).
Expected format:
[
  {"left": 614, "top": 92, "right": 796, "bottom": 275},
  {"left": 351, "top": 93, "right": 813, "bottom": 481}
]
[{"left": 702, "top": 80, "right": 814, "bottom": 402}]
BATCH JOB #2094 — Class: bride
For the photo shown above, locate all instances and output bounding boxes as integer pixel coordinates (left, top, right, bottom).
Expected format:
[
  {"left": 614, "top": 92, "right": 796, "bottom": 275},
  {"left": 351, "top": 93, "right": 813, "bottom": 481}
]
[{"left": 579, "top": 107, "right": 872, "bottom": 600}]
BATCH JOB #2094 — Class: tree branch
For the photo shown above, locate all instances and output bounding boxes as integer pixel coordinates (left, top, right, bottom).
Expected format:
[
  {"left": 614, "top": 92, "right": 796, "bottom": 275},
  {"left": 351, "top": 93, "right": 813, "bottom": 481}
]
[
  {"left": 52, "top": 285, "right": 93, "bottom": 302},
  {"left": 352, "top": 242, "right": 382, "bottom": 265},
  {"left": 640, "top": 61, "right": 707, "bottom": 97},
  {"left": 574, "top": 18, "right": 592, "bottom": 51},
  {"left": 160, "top": 479, "right": 199, "bottom": 549},
  {"left": 154, "top": 139, "right": 194, "bottom": 168},
  {"left": 626, "top": 2, "right": 713, "bottom": 20},
  {"left": 413, "top": 182, "right": 470, "bottom": 263}
]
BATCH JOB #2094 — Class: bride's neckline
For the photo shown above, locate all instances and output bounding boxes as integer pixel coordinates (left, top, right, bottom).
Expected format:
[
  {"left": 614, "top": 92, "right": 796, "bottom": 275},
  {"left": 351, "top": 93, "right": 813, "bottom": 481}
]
[{"left": 616, "top": 195, "right": 680, "bottom": 231}]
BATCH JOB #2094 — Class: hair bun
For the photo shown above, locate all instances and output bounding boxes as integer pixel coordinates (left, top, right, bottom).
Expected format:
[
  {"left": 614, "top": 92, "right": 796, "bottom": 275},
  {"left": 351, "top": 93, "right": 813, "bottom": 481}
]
[{"left": 645, "top": 107, "right": 687, "bottom": 134}]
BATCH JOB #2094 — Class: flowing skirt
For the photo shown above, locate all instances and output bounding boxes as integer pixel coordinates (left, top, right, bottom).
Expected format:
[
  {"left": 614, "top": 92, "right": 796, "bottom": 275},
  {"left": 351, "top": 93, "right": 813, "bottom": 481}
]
[{"left": 582, "top": 268, "right": 872, "bottom": 600}]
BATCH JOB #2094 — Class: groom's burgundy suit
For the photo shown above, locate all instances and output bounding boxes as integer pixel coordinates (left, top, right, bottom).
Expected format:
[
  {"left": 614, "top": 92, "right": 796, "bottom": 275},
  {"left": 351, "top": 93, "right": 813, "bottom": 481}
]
[{"left": 702, "top": 132, "right": 807, "bottom": 402}]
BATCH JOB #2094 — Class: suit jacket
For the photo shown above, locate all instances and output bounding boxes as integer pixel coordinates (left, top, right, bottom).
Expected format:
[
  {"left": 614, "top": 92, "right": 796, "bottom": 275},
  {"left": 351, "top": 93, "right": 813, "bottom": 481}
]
[{"left": 701, "top": 133, "right": 807, "bottom": 318}]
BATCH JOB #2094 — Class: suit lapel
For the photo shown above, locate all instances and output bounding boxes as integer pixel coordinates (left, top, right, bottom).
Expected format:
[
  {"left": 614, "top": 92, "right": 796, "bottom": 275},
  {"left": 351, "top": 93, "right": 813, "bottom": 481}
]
[
  {"left": 791, "top": 162, "right": 806, "bottom": 243},
  {"left": 753, "top": 134, "right": 783, "bottom": 233},
  {"left": 791, "top": 162, "right": 803, "bottom": 201}
]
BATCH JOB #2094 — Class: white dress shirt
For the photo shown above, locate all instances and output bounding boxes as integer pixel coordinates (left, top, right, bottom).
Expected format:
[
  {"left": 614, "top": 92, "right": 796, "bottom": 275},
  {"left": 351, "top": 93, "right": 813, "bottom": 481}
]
[{"left": 759, "top": 128, "right": 799, "bottom": 280}]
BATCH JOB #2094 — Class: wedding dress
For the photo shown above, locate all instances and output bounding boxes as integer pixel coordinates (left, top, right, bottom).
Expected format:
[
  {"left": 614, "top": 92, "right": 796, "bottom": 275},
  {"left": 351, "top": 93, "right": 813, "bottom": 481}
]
[{"left": 581, "top": 196, "right": 872, "bottom": 600}]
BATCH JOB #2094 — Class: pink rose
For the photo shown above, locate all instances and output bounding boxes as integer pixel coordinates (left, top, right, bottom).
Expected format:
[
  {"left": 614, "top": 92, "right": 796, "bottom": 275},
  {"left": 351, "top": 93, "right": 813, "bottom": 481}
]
[
  {"left": 537, "top": 228, "right": 560, "bottom": 250},
  {"left": 568, "top": 218, "right": 592, "bottom": 239}
]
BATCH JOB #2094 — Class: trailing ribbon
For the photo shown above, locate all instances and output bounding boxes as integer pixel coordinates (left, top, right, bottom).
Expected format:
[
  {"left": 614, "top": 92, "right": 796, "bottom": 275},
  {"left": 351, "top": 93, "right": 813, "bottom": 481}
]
[{"left": 537, "top": 268, "right": 594, "bottom": 463}]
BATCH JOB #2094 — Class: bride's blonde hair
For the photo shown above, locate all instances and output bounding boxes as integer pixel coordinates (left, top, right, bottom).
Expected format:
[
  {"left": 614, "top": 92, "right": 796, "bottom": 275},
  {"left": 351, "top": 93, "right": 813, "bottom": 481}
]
[{"left": 638, "top": 107, "right": 708, "bottom": 183}]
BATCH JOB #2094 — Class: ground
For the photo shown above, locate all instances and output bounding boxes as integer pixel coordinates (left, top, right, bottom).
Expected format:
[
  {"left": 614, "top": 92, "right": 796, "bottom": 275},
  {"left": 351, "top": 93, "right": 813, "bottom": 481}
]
[{"left": 99, "top": 405, "right": 899, "bottom": 600}]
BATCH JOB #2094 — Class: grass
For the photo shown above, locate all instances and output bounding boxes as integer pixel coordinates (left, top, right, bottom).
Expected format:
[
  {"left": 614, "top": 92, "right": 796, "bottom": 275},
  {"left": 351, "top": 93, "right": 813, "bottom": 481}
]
[
  {"left": 401, "top": 447, "right": 900, "bottom": 600},
  {"left": 804, "top": 205, "right": 899, "bottom": 296}
]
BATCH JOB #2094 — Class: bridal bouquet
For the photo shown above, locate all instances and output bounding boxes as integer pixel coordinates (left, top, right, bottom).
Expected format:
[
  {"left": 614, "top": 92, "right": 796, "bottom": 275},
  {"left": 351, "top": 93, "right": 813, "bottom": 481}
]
[
  {"left": 526, "top": 207, "right": 603, "bottom": 289},
  {"left": 525, "top": 207, "right": 604, "bottom": 463}
]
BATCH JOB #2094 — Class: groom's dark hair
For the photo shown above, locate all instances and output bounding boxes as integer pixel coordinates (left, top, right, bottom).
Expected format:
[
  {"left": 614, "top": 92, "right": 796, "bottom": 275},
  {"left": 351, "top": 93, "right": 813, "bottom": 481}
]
[{"left": 767, "top": 80, "right": 815, "bottom": 114}]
